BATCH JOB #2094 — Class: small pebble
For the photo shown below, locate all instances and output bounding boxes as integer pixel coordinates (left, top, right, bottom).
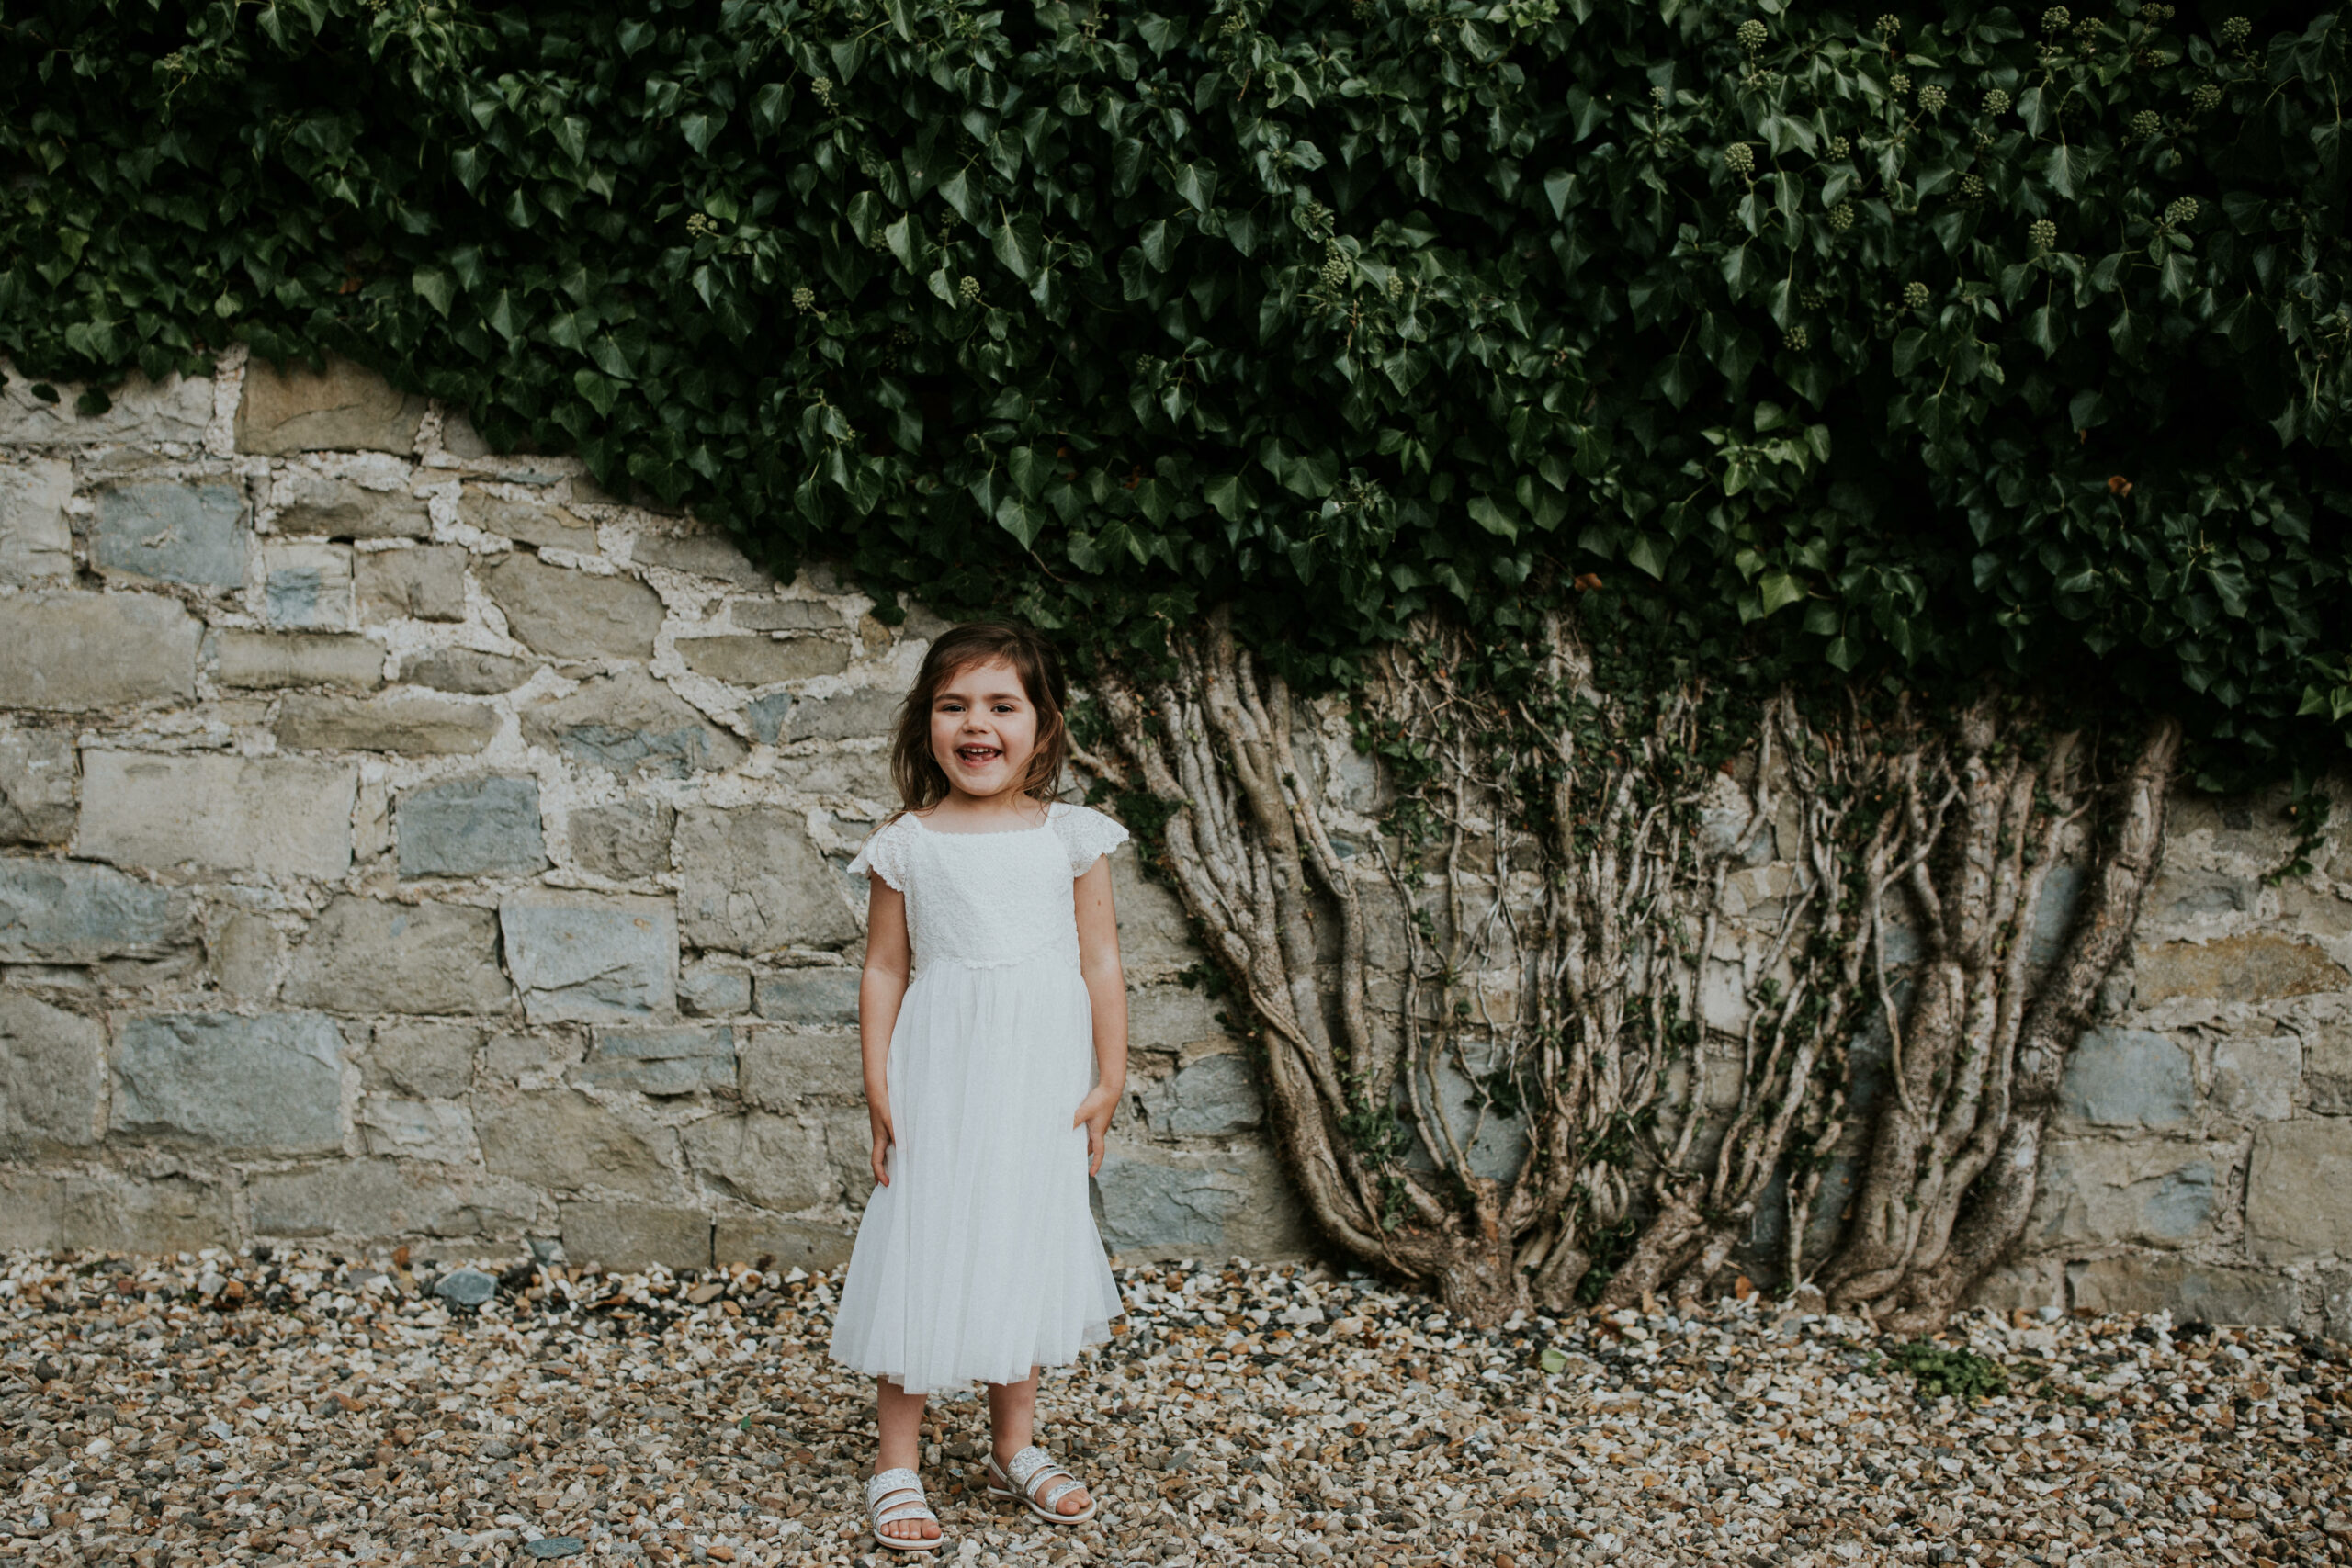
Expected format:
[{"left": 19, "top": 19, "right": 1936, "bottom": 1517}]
[
  {"left": 436, "top": 1266, "right": 499, "bottom": 1308},
  {"left": 2, "top": 1249, "right": 2346, "bottom": 1567}
]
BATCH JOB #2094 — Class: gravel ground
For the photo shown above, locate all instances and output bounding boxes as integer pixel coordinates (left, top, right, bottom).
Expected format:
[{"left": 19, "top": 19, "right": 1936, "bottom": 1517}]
[{"left": 6, "top": 1249, "right": 2350, "bottom": 1568}]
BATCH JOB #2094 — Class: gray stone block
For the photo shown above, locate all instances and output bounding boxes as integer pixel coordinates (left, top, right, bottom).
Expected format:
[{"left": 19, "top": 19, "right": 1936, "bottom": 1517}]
[
  {"left": 245, "top": 1159, "right": 537, "bottom": 1240},
  {"left": 632, "top": 530, "right": 775, "bottom": 588},
  {"left": 79, "top": 750, "right": 356, "bottom": 880},
  {"left": 677, "top": 635, "right": 849, "bottom": 686},
  {"left": 206, "top": 910, "right": 283, "bottom": 998},
  {"left": 2032, "top": 1138, "right": 2223, "bottom": 1248},
  {"left": 1, "top": 368, "right": 212, "bottom": 446},
  {"left": 2060, "top": 1028, "right": 2195, "bottom": 1129},
  {"left": 745, "top": 691, "right": 793, "bottom": 745},
  {"left": 2025, "top": 863, "right": 2086, "bottom": 966},
  {"left": 680, "top": 963, "right": 752, "bottom": 1018},
  {"left": 568, "top": 800, "right": 675, "bottom": 880},
  {"left": 269, "top": 469, "right": 432, "bottom": 538},
  {"left": 2150, "top": 868, "right": 2256, "bottom": 923},
  {"left": 2212, "top": 1032, "right": 2300, "bottom": 1122},
  {"left": 260, "top": 540, "right": 355, "bottom": 629},
  {"left": 274, "top": 692, "right": 500, "bottom": 754},
  {"left": 678, "top": 806, "right": 861, "bottom": 953},
  {"left": 559, "top": 1201, "right": 710, "bottom": 1271},
  {"left": 501, "top": 890, "right": 677, "bottom": 1022},
  {"left": 1958, "top": 1258, "right": 2069, "bottom": 1317},
  {"left": 2066, "top": 1255, "right": 2304, "bottom": 1327},
  {"left": 817, "top": 1100, "right": 872, "bottom": 1200},
  {"left": 1093, "top": 1143, "right": 1311, "bottom": 1262},
  {"left": 282, "top": 896, "right": 513, "bottom": 1015},
  {"left": 458, "top": 488, "right": 597, "bottom": 550},
  {"left": 0, "top": 728, "right": 75, "bottom": 844},
  {"left": 1397, "top": 1048, "right": 1531, "bottom": 1183},
  {"left": 0, "top": 990, "right": 105, "bottom": 1151},
  {"left": 712, "top": 1214, "right": 853, "bottom": 1272},
  {"left": 729, "top": 597, "right": 842, "bottom": 633},
  {"left": 684, "top": 1110, "right": 839, "bottom": 1209},
  {"left": 356, "top": 545, "right": 469, "bottom": 622},
  {"left": 786, "top": 683, "right": 909, "bottom": 742},
  {"left": 401, "top": 647, "right": 540, "bottom": 694},
  {"left": 0, "top": 457, "right": 73, "bottom": 583},
  {"left": 0, "top": 591, "right": 200, "bottom": 710},
  {"left": 739, "top": 1024, "right": 863, "bottom": 1100},
  {"left": 0, "top": 1168, "right": 229, "bottom": 1254},
  {"left": 1130, "top": 984, "right": 1236, "bottom": 1052},
  {"left": 93, "top": 481, "right": 247, "bottom": 586},
  {"left": 1095, "top": 1161, "right": 1232, "bottom": 1259},
  {"left": 236, "top": 356, "right": 427, "bottom": 455},
  {"left": 437, "top": 411, "right": 493, "bottom": 459},
  {"left": 1141, "top": 1051, "right": 1263, "bottom": 1137},
  {"left": 0, "top": 855, "right": 192, "bottom": 963},
  {"left": 397, "top": 774, "right": 547, "bottom": 878},
  {"left": 579, "top": 1024, "right": 734, "bottom": 1096},
  {"left": 2326, "top": 1268, "right": 2352, "bottom": 1341},
  {"left": 2246, "top": 1119, "right": 2352, "bottom": 1264},
  {"left": 365, "top": 1020, "right": 481, "bottom": 1099},
  {"left": 357, "top": 1095, "right": 480, "bottom": 1164},
  {"left": 2136, "top": 933, "right": 2350, "bottom": 1005},
  {"left": 2312, "top": 1020, "right": 2352, "bottom": 1115},
  {"left": 209, "top": 630, "right": 384, "bottom": 691},
  {"left": 751, "top": 972, "right": 862, "bottom": 1030},
  {"left": 109, "top": 1010, "right": 346, "bottom": 1153},
  {"left": 483, "top": 552, "right": 664, "bottom": 660},
  {"left": 478, "top": 1087, "right": 678, "bottom": 1197},
  {"left": 521, "top": 669, "right": 745, "bottom": 778},
  {"left": 477, "top": 1026, "right": 562, "bottom": 1084},
  {"left": 1112, "top": 853, "right": 1195, "bottom": 970},
  {"left": 775, "top": 747, "right": 894, "bottom": 801}
]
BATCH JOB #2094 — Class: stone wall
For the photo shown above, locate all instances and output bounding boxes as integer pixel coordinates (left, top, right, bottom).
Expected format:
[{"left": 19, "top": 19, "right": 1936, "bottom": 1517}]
[
  {"left": 1981, "top": 790, "right": 2352, "bottom": 1335},
  {"left": 2, "top": 352, "right": 2348, "bottom": 1331},
  {"left": 0, "top": 350, "right": 1307, "bottom": 1279}
]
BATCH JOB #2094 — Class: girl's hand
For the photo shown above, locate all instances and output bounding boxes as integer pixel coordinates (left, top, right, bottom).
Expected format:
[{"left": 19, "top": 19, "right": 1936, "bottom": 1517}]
[
  {"left": 869, "top": 1104, "right": 896, "bottom": 1188},
  {"left": 1072, "top": 1083, "right": 1120, "bottom": 1178}
]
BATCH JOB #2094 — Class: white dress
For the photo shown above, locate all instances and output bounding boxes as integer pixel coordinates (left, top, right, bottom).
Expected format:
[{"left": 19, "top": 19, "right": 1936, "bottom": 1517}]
[{"left": 827, "top": 801, "right": 1129, "bottom": 1394}]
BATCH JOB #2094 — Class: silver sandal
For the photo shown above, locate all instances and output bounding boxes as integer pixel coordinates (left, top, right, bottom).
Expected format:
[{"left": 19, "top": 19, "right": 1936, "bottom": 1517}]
[
  {"left": 984, "top": 1444, "right": 1098, "bottom": 1525},
  {"left": 865, "top": 1467, "right": 945, "bottom": 1553}
]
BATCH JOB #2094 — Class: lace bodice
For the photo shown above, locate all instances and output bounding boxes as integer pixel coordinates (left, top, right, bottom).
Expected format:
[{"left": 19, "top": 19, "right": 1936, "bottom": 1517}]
[{"left": 848, "top": 802, "right": 1128, "bottom": 972}]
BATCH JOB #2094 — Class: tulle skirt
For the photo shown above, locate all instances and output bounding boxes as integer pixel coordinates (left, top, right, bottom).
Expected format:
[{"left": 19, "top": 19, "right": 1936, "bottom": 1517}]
[{"left": 827, "top": 953, "right": 1122, "bottom": 1393}]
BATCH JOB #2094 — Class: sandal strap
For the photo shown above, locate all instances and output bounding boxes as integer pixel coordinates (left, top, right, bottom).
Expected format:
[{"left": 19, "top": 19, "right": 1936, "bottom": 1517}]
[
  {"left": 1005, "top": 1445, "right": 1081, "bottom": 1507},
  {"left": 866, "top": 1467, "right": 934, "bottom": 1522}
]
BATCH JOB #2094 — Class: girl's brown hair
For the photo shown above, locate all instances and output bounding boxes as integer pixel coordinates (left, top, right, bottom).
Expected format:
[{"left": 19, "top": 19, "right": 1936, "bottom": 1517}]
[{"left": 888, "top": 621, "right": 1069, "bottom": 813}]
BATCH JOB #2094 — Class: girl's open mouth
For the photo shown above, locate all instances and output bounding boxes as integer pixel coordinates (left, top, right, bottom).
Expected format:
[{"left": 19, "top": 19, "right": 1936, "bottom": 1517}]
[{"left": 956, "top": 745, "right": 1001, "bottom": 765}]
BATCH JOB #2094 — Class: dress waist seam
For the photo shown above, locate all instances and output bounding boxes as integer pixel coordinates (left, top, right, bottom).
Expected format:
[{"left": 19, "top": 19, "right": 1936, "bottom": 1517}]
[{"left": 910, "top": 939, "right": 1082, "bottom": 977}]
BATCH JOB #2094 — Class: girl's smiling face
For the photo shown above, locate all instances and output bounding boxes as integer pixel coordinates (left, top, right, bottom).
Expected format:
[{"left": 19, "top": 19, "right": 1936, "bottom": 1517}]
[{"left": 928, "top": 657, "right": 1041, "bottom": 802}]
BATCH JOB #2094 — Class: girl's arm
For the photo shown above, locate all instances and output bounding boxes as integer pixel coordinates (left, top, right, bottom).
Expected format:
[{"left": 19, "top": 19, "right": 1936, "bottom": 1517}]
[
  {"left": 860, "top": 879, "right": 913, "bottom": 1187},
  {"left": 1071, "top": 856, "right": 1127, "bottom": 1177}
]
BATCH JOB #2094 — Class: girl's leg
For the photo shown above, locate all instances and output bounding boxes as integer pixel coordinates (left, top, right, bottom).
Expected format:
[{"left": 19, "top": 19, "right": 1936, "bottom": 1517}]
[
  {"left": 875, "top": 1378, "right": 938, "bottom": 1543},
  {"left": 987, "top": 1370, "right": 1091, "bottom": 1517}
]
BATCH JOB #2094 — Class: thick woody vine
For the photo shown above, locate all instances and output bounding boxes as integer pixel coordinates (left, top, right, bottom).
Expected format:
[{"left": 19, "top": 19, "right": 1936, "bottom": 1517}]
[{"left": 1085, "top": 613, "right": 2181, "bottom": 1328}]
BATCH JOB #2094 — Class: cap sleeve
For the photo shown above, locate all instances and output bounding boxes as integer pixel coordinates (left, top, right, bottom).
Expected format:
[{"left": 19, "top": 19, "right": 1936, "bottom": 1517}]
[
  {"left": 846, "top": 818, "right": 909, "bottom": 892},
  {"left": 1053, "top": 803, "right": 1130, "bottom": 875}
]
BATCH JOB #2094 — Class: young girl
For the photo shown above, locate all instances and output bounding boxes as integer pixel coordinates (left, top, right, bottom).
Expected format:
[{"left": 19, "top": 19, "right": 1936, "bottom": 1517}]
[{"left": 827, "top": 621, "right": 1129, "bottom": 1553}]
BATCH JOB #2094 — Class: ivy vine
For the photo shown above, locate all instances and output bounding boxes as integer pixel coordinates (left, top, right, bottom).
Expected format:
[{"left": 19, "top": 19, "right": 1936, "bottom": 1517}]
[{"left": 5, "top": 0, "right": 2348, "bottom": 785}]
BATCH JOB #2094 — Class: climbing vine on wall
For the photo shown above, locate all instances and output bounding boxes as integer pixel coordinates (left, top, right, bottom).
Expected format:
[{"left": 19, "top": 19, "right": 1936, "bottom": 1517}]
[{"left": 4, "top": 0, "right": 2350, "bottom": 782}]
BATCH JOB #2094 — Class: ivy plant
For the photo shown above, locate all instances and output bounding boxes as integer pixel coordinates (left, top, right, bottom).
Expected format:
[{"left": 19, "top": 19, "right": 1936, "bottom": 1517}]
[{"left": 4, "top": 0, "right": 2347, "bottom": 784}]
